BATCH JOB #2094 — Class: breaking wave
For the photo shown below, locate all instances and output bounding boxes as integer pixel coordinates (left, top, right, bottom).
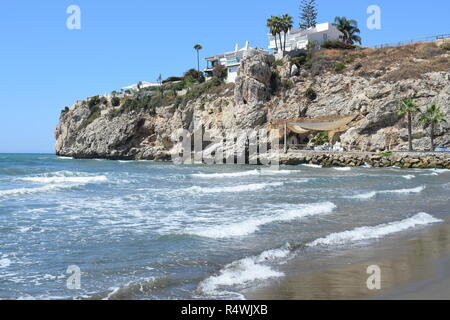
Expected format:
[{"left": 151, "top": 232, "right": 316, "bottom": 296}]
[
  {"left": 348, "top": 186, "right": 425, "bottom": 200},
  {"left": 183, "top": 182, "right": 284, "bottom": 194},
  {"left": 17, "top": 176, "right": 107, "bottom": 184},
  {"left": 307, "top": 213, "right": 441, "bottom": 247},
  {"left": 301, "top": 164, "right": 323, "bottom": 168},
  {"left": 333, "top": 167, "right": 352, "bottom": 171},
  {"left": 191, "top": 169, "right": 297, "bottom": 179},
  {"left": 188, "top": 202, "right": 337, "bottom": 238},
  {"left": 0, "top": 184, "right": 80, "bottom": 197},
  {"left": 197, "top": 244, "right": 291, "bottom": 298}
]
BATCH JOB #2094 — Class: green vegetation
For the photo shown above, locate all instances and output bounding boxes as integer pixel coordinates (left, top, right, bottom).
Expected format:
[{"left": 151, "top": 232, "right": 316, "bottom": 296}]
[
  {"left": 88, "top": 96, "right": 101, "bottom": 109},
  {"left": 442, "top": 42, "right": 450, "bottom": 51},
  {"left": 107, "top": 77, "right": 227, "bottom": 120},
  {"left": 266, "top": 14, "right": 294, "bottom": 52},
  {"left": 212, "top": 64, "right": 227, "bottom": 80},
  {"left": 60, "top": 106, "right": 70, "bottom": 115},
  {"left": 310, "top": 131, "right": 329, "bottom": 145},
  {"left": 299, "top": 0, "right": 318, "bottom": 30},
  {"left": 378, "top": 151, "right": 394, "bottom": 157},
  {"left": 419, "top": 104, "right": 446, "bottom": 151},
  {"left": 321, "top": 40, "right": 355, "bottom": 50},
  {"left": 163, "top": 76, "right": 183, "bottom": 84},
  {"left": 334, "top": 62, "right": 346, "bottom": 73},
  {"left": 111, "top": 97, "right": 121, "bottom": 107},
  {"left": 398, "top": 98, "right": 420, "bottom": 151},
  {"left": 80, "top": 105, "right": 102, "bottom": 129},
  {"left": 305, "top": 87, "right": 317, "bottom": 101},
  {"left": 332, "top": 17, "right": 362, "bottom": 45}
]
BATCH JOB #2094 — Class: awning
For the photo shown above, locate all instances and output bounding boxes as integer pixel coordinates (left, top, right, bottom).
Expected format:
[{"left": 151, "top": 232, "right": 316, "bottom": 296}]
[{"left": 286, "top": 115, "right": 357, "bottom": 134}]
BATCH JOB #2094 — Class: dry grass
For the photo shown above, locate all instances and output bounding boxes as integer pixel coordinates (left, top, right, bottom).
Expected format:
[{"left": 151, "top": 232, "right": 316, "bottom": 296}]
[{"left": 320, "top": 42, "right": 450, "bottom": 82}]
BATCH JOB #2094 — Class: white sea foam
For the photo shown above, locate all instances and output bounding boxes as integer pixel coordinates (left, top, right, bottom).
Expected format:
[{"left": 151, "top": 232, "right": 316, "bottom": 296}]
[
  {"left": 0, "top": 184, "right": 80, "bottom": 197},
  {"left": 383, "top": 186, "right": 425, "bottom": 194},
  {"left": 0, "top": 258, "right": 11, "bottom": 268},
  {"left": 402, "top": 175, "right": 416, "bottom": 180},
  {"left": 57, "top": 156, "right": 73, "bottom": 160},
  {"left": 308, "top": 213, "right": 441, "bottom": 247},
  {"left": 192, "top": 170, "right": 260, "bottom": 179},
  {"left": 192, "top": 169, "right": 297, "bottom": 179},
  {"left": 351, "top": 191, "right": 377, "bottom": 200},
  {"left": 301, "top": 164, "right": 323, "bottom": 168},
  {"left": 183, "top": 182, "right": 284, "bottom": 194},
  {"left": 17, "top": 175, "right": 107, "bottom": 184},
  {"left": 188, "top": 202, "right": 336, "bottom": 238},
  {"left": 333, "top": 167, "right": 352, "bottom": 171},
  {"left": 348, "top": 186, "right": 425, "bottom": 200},
  {"left": 198, "top": 245, "right": 291, "bottom": 297}
]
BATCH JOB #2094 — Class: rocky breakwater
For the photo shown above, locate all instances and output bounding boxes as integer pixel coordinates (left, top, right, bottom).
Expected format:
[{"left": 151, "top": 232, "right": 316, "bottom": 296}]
[{"left": 275, "top": 151, "right": 450, "bottom": 168}]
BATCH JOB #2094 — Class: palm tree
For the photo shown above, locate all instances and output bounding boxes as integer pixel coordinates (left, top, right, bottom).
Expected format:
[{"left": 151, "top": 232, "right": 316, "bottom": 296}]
[
  {"left": 281, "top": 14, "right": 294, "bottom": 52},
  {"left": 193, "top": 44, "right": 203, "bottom": 72},
  {"left": 267, "top": 16, "right": 282, "bottom": 52},
  {"left": 398, "top": 98, "right": 420, "bottom": 151},
  {"left": 419, "top": 104, "right": 446, "bottom": 151},
  {"left": 333, "top": 16, "right": 362, "bottom": 45}
]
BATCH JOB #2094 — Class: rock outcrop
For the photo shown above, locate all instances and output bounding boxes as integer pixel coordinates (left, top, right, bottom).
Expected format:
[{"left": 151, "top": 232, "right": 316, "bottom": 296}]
[{"left": 55, "top": 42, "right": 450, "bottom": 162}]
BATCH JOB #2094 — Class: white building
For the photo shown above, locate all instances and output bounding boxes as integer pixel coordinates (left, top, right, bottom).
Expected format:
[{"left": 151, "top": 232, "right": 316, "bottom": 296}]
[
  {"left": 268, "top": 23, "right": 342, "bottom": 52},
  {"left": 204, "top": 41, "right": 253, "bottom": 83},
  {"left": 122, "top": 81, "right": 161, "bottom": 91}
]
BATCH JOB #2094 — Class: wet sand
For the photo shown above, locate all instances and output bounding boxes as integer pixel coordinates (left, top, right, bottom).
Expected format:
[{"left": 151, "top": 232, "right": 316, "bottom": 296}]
[{"left": 244, "top": 221, "right": 450, "bottom": 300}]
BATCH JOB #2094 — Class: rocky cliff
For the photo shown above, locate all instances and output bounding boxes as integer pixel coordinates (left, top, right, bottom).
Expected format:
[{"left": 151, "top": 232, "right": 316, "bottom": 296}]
[{"left": 55, "top": 42, "right": 450, "bottom": 161}]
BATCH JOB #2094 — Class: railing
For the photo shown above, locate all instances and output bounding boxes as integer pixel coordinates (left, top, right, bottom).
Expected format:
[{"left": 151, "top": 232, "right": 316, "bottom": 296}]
[{"left": 373, "top": 34, "right": 450, "bottom": 49}]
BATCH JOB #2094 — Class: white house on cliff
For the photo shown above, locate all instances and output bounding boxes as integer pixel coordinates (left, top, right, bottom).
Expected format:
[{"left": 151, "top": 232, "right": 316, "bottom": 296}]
[
  {"left": 204, "top": 41, "right": 254, "bottom": 83},
  {"left": 268, "top": 22, "right": 342, "bottom": 52}
]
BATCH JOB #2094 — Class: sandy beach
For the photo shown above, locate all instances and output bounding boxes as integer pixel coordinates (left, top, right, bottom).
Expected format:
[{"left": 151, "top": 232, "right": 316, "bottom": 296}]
[{"left": 244, "top": 220, "right": 450, "bottom": 300}]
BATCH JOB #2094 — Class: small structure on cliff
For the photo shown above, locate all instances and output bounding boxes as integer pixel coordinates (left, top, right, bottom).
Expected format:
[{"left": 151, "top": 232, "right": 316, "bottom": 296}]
[
  {"left": 204, "top": 41, "right": 257, "bottom": 83},
  {"left": 271, "top": 115, "right": 358, "bottom": 152},
  {"left": 268, "top": 22, "right": 342, "bottom": 53}
]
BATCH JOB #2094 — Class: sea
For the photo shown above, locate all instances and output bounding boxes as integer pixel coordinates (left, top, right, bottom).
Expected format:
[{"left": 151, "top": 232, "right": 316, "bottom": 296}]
[{"left": 0, "top": 154, "right": 449, "bottom": 300}]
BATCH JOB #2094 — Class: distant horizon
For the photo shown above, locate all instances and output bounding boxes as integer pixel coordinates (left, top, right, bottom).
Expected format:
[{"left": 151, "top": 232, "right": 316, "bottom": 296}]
[{"left": 1, "top": 0, "right": 449, "bottom": 153}]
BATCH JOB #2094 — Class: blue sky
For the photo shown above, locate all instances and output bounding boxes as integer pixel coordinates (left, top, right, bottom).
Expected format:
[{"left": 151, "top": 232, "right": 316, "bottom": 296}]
[{"left": 0, "top": 0, "right": 449, "bottom": 153}]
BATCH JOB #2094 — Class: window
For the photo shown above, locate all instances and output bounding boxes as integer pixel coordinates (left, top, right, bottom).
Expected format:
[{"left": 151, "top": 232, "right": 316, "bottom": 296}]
[
  {"left": 323, "top": 33, "right": 328, "bottom": 40},
  {"left": 228, "top": 66, "right": 238, "bottom": 73}
]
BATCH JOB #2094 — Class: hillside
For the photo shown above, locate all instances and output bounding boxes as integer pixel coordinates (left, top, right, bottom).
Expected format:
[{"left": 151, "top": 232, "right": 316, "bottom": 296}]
[{"left": 55, "top": 42, "right": 450, "bottom": 161}]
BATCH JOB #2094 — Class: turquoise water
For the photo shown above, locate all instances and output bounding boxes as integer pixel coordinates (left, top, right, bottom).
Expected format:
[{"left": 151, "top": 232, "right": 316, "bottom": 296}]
[{"left": 0, "top": 154, "right": 449, "bottom": 300}]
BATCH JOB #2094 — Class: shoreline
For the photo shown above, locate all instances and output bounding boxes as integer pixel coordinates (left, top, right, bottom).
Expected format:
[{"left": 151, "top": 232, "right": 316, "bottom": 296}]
[{"left": 243, "top": 220, "right": 450, "bottom": 300}]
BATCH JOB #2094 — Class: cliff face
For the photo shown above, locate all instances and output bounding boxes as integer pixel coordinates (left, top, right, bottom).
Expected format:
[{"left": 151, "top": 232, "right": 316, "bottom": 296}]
[{"left": 55, "top": 43, "right": 450, "bottom": 160}]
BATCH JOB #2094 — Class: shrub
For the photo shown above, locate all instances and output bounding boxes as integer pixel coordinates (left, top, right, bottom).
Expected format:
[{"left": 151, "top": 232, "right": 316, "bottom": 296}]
[
  {"left": 163, "top": 76, "right": 183, "bottom": 84},
  {"left": 88, "top": 96, "right": 101, "bottom": 109},
  {"left": 321, "top": 40, "right": 355, "bottom": 50},
  {"left": 212, "top": 64, "right": 227, "bottom": 80},
  {"left": 442, "top": 42, "right": 450, "bottom": 51},
  {"left": 61, "top": 106, "right": 70, "bottom": 115},
  {"left": 184, "top": 69, "right": 204, "bottom": 81},
  {"left": 378, "top": 151, "right": 393, "bottom": 157},
  {"left": 111, "top": 97, "right": 121, "bottom": 107},
  {"left": 274, "top": 59, "right": 284, "bottom": 67},
  {"left": 334, "top": 62, "right": 346, "bottom": 73},
  {"left": 80, "top": 105, "right": 101, "bottom": 129},
  {"left": 291, "top": 55, "right": 307, "bottom": 67},
  {"left": 305, "top": 87, "right": 317, "bottom": 101},
  {"left": 353, "top": 63, "right": 363, "bottom": 71},
  {"left": 270, "top": 70, "right": 281, "bottom": 94}
]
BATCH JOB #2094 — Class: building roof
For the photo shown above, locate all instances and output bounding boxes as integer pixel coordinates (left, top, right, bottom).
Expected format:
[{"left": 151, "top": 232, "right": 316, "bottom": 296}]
[
  {"left": 205, "top": 41, "right": 252, "bottom": 61},
  {"left": 122, "top": 81, "right": 161, "bottom": 90}
]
